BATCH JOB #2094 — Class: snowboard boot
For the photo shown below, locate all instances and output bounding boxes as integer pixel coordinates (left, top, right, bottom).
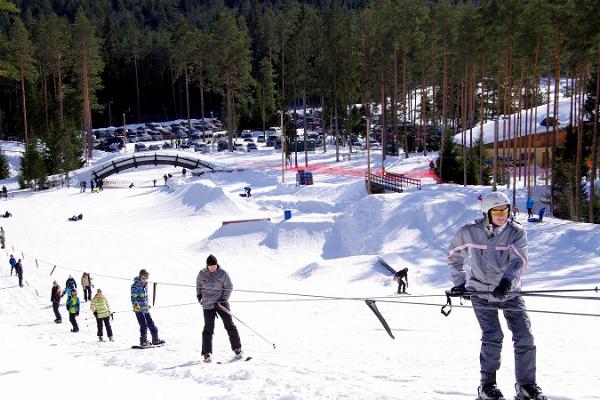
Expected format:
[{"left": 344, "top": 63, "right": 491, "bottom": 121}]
[
  {"left": 233, "top": 348, "right": 243, "bottom": 360},
  {"left": 151, "top": 334, "right": 165, "bottom": 345},
  {"left": 98, "top": 336, "right": 104, "bottom": 342},
  {"left": 109, "top": 337, "right": 114, "bottom": 342},
  {"left": 54, "top": 319, "right": 62, "bottom": 324},
  {"left": 140, "top": 335, "right": 151, "bottom": 347},
  {"left": 202, "top": 353, "right": 212, "bottom": 363},
  {"left": 515, "top": 383, "right": 547, "bottom": 400},
  {"left": 478, "top": 383, "right": 504, "bottom": 400}
]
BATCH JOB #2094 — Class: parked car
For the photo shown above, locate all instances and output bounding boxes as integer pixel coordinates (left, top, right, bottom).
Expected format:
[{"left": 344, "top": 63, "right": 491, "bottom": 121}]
[
  {"left": 148, "top": 144, "right": 160, "bottom": 151},
  {"left": 127, "top": 134, "right": 139, "bottom": 143},
  {"left": 134, "top": 143, "right": 147, "bottom": 152},
  {"left": 217, "top": 140, "right": 229, "bottom": 151},
  {"left": 98, "top": 137, "right": 125, "bottom": 151},
  {"left": 348, "top": 138, "right": 362, "bottom": 147},
  {"left": 256, "top": 136, "right": 266, "bottom": 143},
  {"left": 194, "top": 143, "right": 209, "bottom": 153},
  {"left": 138, "top": 132, "right": 152, "bottom": 142},
  {"left": 234, "top": 143, "right": 245, "bottom": 151},
  {"left": 246, "top": 143, "right": 258, "bottom": 152},
  {"left": 266, "top": 135, "right": 279, "bottom": 147},
  {"left": 149, "top": 131, "right": 163, "bottom": 141}
]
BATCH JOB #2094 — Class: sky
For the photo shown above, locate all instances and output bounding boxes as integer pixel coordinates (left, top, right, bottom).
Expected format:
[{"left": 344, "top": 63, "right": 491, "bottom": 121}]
[{"left": 0, "top": 139, "right": 599, "bottom": 400}]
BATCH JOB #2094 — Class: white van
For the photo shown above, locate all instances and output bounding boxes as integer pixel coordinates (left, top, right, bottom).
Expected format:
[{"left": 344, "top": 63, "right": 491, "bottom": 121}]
[{"left": 266, "top": 127, "right": 282, "bottom": 136}]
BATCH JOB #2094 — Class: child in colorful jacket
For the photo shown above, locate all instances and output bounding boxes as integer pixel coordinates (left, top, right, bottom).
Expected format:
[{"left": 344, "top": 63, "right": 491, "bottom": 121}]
[
  {"left": 90, "top": 289, "right": 113, "bottom": 341},
  {"left": 131, "top": 269, "right": 164, "bottom": 347},
  {"left": 66, "top": 288, "right": 80, "bottom": 332}
]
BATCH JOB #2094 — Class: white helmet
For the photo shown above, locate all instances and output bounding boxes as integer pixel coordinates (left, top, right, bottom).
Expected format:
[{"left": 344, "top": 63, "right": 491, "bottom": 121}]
[
  {"left": 481, "top": 191, "right": 511, "bottom": 214},
  {"left": 481, "top": 191, "right": 511, "bottom": 225}
]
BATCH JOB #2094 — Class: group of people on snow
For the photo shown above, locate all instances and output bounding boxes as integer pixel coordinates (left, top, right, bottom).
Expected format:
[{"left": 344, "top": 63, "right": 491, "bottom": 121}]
[{"left": 39, "top": 254, "right": 243, "bottom": 362}]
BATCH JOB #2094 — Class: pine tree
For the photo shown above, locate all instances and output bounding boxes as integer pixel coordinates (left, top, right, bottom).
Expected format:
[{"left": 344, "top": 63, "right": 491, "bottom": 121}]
[
  {"left": 71, "top": 9, "right": 104, "bottom": 161},
  {"left": 10, "top": 18, "right": 37, "bottom": 146},
  {"left": 19, "top": 141, "right": 47, "bottom": 190},
  {"left": 0, "top": 152, "right": 9, "bottom": 179}
]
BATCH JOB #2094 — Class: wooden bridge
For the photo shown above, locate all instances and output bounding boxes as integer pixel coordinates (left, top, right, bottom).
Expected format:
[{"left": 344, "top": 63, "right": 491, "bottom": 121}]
[
  {"left": 365, "top": 171, "right": 422, "bottom": 193},
  {"left": 90, "top": 152, "right": 214, "bottom": 181}
]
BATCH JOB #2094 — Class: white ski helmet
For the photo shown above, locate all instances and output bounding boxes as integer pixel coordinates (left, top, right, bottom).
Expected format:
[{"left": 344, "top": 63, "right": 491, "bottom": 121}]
[{"left": 481, "top": 191, "right": 511, "bottom": 223}]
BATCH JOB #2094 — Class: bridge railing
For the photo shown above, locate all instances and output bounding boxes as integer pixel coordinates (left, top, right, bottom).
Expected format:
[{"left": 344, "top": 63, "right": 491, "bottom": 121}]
[
  {"left": 365, "top": 171, "right": 422, "bottom": 193},
  {"left": 91, "top": 152, "right": 213, "bottom": 180}
]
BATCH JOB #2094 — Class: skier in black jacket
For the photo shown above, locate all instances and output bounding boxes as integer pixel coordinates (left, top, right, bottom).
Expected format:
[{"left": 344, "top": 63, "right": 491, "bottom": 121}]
[
  {"left": 51, "top": 281, "right": 63, "bottom": 323},
  {"left": 394, "top": 268, "right": 409, "bottom": 294},
  {"left": 64, "top": 275, "right": 77, "bottom": 296}
]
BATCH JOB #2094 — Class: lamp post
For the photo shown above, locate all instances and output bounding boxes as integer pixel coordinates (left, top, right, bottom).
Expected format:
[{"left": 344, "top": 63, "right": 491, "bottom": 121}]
[
  {"left": 280, "top": 110, "right": 285, "bottom": 183},
  {"left": 108, "top": 101, "right": 113, "bottom": 127},
  {"left": 122, "top": 113, "right": 126, "bottom": 127}
]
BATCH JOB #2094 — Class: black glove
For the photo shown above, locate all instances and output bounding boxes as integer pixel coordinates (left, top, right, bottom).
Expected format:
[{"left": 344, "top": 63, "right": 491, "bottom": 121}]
[
  {"left": 492, "top": 278, "right": 512, "bottom": 300},
  {"left": 450, "top": 283, "right": 470, "bottom": 300},
  {"left": 93, "top": 311, "right": 98, "bottom": 318},
  {"left": 197, "top": 294, "right": 202, "bottom": 304},
  {"left": 76, "top": 312, "right": 79, "bottom": 317}
]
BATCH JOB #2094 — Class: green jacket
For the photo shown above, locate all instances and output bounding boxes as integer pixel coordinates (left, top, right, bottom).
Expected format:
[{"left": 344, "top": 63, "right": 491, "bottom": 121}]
[{"left": 90, "top": 294, "right": 111, "bottom": 319}]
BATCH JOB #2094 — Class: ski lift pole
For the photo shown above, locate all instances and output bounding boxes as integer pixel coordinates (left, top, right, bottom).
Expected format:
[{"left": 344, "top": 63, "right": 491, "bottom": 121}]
[{"left": 218, "top": 303, "right": 276, "bottom": 350}]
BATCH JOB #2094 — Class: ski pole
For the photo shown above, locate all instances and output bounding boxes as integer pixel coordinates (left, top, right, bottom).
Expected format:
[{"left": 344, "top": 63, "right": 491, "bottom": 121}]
[{"left": 218, "top": 303, "right": 276, "bottom": 349}]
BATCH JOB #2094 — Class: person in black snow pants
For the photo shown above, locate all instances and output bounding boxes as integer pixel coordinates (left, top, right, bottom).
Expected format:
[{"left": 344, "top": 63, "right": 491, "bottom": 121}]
[
  {"left": 51, "top": 281, "right": 63, "bottom": 323},
  {"left": 9, "top": 254, "right": 16, "bottom": 276},
  {"left": 394, "top": 268, "right": 409, "bottom": 294},
  {"left": 448, "top": 191, "right": 546, "bottom": 400},
  {"left": 64, "top": 275, "right": 77, "bottom": 297},
  {"left": 66, "top": 288, "right": 80, "bottom": 332},
  {"left": 196, "top": 254, "right": 242, "bottom": 363},
  {"left": 15, "top": 259, "right": 23, "bottom": 287},
  {"left": 81, "top": 272, "right": 92, "bottom": 302}
]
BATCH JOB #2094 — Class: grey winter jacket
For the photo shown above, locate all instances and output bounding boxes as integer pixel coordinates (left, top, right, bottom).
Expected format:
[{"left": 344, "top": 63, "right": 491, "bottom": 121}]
[
  {"left": 196, "top": 265, "right": 233, "bottom": 310},
  {"left": 448, "top": 217, "right": 528, "bottom": 302}
]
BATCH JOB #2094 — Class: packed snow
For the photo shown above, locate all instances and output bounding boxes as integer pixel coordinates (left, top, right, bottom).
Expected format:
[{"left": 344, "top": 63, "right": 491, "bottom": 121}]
[{"left": 0, "top": 141, "right": 599, "bottom": 400}]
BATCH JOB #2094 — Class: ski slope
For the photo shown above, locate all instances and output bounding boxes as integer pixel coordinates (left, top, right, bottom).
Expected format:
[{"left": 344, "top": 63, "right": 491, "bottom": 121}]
[{"left": 0, "top": 143, "right": 599, "bottom": 400}]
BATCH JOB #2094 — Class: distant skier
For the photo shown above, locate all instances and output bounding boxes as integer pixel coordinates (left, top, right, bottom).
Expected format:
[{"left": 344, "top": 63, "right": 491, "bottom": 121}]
[
  {"left": 51, "top": 280, "right": 62, "bottom": 323},
  {"left": 90, "top": 179, "right": 95, "bottom": 192},
  {"left": 0, "top": 226, "right": 4, "bottom": 248},
  {"left": 66, "top": 288, "right": 80, "bottom": 332},
  {"left": 448, "top": 192, "right": 546, "bottom": 400},
  {"left": 81, "top": 272, "right": 92, "bottom": 302},
  {"left": 163, "top": 174, "right": 168, "bottom": 186},
  {"left": 538, "top": 207, "right": 545, "bottom": 223},
  {"left": 393, "top": 267, "right": 409, "bottom": 294},
  {"left": 196, "top": 254, "right": 242, "bottom": 363},
  {"left": 9, "top": 254, "right": 16, "bottom": 276},
  {"left": 90, "top": 289, "right": 113, "bottom": 342},
  {"left": 64, "top": 275, "right": 77, "bottom": 297},
  {"left": 131, "top": 269, "right": 164, "bottom": 347},
  {"left": 14, "top": 259, "right": 23, "bottom": 287},
  {"left": 526, "top": 196, "right": 535, "bottom": 218}
]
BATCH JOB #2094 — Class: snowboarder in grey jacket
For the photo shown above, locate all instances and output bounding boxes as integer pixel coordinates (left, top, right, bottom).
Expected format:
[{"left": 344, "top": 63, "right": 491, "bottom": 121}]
[
  {"left": 448, "top": 191, "right": 546, "bottom": 400},
  {"left": 196, "top": 254, "right": 242, "bottom": 362}
]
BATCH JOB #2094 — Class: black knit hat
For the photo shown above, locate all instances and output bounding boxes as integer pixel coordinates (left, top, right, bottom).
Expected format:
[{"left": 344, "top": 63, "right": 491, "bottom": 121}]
[
  {"left": 139, "top": 269, "right": 149, "bottom": 278},
  {"left": 206, "top": 254, "right": 218, "bottom": 266}
]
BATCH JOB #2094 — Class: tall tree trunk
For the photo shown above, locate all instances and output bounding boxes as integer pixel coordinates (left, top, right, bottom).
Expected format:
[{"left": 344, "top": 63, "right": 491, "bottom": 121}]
[
  {"left": 403, "top": 45, "right": 409, "bottom": 159},
  {"left": 226, "top": 73, "right": 233, "bottom": 152},
  {"left": 42, "top": 77, "right": 49, "bottom": 135},
  {"left": 479, "top": 53, "right": 486, "bottom": 185},
  {"left": 552, "top": 28, "right": 562, "bottom": 214},
  {"left": 590, "top": 34, "right": 600, "bottom": 223},
  {"left": 545, "top": 72, "right": 551, "bottom": 186},
  {"left": 81, "top": 48, "right": 93, "bottom": 161},
  {"left": 380, "top": 48, "right": 386, "bottom": 171},
  {"left": 134, "top": 55, "right": 141, "bottom": 122},
  {"left": 19, "top": 64, "right": 28, "bottom": 146},
  {"left": 200, "top": 67, "right": 206, "bottom": 143},
  {"left": 56, "top": 51, "right": 65, "bottom": 130},
  {"left": 184, "top": 67, "right": 191, "bottom": 135},
  {"left": 439, "top": 36, "right": 448, "bottom": 179},
  {"left": 393, "top": 46, "right": 399, "bottom": 156}
]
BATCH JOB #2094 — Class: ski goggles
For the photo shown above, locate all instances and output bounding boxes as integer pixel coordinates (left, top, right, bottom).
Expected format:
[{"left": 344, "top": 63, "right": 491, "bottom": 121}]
[{"left": 490, "top": 207, "right": 510, "bottom": 216}]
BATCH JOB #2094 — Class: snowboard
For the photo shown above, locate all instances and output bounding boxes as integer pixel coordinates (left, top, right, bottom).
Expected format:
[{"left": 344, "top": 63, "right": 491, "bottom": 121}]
[{"left": 131, "top": 343, "right": 165, "bottom": 349}]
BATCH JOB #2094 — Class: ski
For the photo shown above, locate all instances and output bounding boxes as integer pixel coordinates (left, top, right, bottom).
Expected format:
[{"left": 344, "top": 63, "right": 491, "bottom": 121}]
[
  {"left": 217, "top": 356, "right": 252, "bottom": 364},
  {"left": 131, "top": 343, "right": 165, "bottom": 349}
]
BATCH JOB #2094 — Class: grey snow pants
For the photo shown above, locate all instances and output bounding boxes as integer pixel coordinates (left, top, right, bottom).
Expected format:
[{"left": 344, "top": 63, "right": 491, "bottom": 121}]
[{"left": 471, "top": 295, "right": 536, "bottom": 386}]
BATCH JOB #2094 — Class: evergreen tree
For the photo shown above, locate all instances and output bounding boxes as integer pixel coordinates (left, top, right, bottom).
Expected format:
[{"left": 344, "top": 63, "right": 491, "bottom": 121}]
[
  {"left": 19, "top": 141, "right": 47, "bottom": 190},
  {"left": 0, "top": 152, "right": 9, "bottom": 179},
  {"left": 71, "top": 9, "right": 104, "bottom": 161},
  {"left": 10, "top": 18, "right": 37, "bottom": 146}
]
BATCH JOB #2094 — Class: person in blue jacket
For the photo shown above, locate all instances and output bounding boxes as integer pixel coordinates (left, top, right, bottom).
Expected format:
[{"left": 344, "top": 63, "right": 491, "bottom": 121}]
[
  {"left": 9, "top": 254, "right": 16, "bottom": 276},
  {"left": 131, "top": 269, "right": 164, "bottom": 347},
  {"left": 526, "top": 196, "right": 535, "bottom": 218}
]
